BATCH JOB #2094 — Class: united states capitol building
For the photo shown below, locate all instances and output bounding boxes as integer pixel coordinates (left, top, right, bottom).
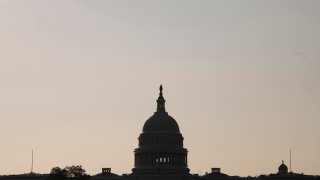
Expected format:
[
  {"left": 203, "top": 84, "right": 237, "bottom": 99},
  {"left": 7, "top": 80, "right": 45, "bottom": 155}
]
[
  {"left": 1, "top": 86, "right": 319, "bottom": 180},
  {"left": 92, "top": 86, "right": 319, "bottom": 180}
]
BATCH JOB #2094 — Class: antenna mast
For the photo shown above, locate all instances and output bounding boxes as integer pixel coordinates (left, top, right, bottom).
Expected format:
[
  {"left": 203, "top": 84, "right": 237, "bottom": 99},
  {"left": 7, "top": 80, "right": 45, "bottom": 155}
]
[
  {"left": 290, "top": 149, "right": 292, "bottom": 172},
  {"left": 31, "top": 149, "right": 34, "bottom": 173}
]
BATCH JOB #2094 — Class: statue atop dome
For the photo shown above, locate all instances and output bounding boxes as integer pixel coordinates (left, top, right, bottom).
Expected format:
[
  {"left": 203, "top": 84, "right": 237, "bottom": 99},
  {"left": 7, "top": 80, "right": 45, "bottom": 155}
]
[{"left": 157, "top": 85, "right": 166, "bottom": 112}]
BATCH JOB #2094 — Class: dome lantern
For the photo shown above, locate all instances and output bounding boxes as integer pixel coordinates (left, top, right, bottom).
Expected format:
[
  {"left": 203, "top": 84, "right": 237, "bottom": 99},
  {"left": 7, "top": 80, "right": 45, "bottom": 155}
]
[{"left": 156, "top": 85, "right": 166, "bottom": 112}]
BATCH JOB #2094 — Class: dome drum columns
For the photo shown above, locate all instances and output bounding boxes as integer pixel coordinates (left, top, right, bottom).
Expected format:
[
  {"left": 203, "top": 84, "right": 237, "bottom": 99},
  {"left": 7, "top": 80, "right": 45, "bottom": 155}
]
[{"left": 134, "top": 153, "right": 188, "bottom": 167}]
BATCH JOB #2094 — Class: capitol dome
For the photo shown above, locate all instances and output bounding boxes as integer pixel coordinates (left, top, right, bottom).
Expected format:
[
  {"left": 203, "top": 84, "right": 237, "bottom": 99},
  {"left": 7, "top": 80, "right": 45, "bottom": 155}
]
[
  {"left": 142, "top": 85, "right": 180, "bottom": 132},
  {"left": 142, "top": 112, "right": 180, "bottom": 132},
  {"left": 132, "top": 85, "right": 189, "bottom": 175}
]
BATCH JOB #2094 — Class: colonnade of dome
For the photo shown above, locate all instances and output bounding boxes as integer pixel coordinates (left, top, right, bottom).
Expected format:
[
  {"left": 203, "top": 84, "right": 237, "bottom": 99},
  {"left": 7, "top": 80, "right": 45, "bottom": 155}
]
[{"left": 135, "top": 153, "right": 187, "bottom": 166}]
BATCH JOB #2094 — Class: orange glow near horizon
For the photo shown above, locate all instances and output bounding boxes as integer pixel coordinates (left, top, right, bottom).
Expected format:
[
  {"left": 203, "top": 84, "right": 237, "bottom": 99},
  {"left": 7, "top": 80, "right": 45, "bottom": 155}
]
[{"left": 0, "top": 0, "right": 320, "bottom": 177}]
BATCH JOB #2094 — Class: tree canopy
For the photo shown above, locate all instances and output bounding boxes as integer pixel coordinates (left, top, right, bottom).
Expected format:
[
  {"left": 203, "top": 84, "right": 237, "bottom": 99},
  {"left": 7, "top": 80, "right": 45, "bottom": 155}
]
[{"left": 49, "top": 165, "right": 89, "bottom": 180}]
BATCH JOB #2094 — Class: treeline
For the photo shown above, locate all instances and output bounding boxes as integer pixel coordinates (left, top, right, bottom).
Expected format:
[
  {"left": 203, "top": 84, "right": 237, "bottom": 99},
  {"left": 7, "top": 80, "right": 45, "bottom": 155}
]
[{"left": 49, "top": 165, "right": 89, "bottom": 180}]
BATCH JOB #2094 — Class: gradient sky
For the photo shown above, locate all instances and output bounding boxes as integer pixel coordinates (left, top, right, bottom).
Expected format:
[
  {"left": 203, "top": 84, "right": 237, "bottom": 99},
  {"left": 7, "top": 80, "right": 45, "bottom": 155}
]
[{"left": 0, "top": 0, "right": 320, "bottom": 177}]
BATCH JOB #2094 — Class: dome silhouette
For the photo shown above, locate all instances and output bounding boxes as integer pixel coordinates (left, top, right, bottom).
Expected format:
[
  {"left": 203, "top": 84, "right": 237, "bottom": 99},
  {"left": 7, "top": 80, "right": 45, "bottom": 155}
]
[
  {"left": 142, "top": 112, "right": 180, "bottom": 132},
  {"left": 278, "top": 160, "right": 288, "bottom": 175},
  {"left": 132, "top": 85, "right": 189, "bottom": 175}
]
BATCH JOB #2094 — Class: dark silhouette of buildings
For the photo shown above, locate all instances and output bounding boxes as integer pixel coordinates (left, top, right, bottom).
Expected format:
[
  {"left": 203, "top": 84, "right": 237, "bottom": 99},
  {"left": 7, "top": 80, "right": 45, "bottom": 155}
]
[
  {"left": 0, "top": 86, "right": 319, "bottom": 180},
  {"left": 91, "top": 86, "right": 319, "bottom": 180},
  {"left": 122, "top": 85, "right": 193, "bottom": 180}
]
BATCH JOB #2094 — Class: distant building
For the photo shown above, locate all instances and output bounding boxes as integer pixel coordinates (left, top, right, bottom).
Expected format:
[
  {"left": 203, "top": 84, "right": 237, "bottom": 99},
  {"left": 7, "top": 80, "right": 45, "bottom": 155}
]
[
  {"left": 202, "top": 168, "right": 239, "bottom": 180},
  {"left": 256, "top": 161, "right": 319, "bottom": 180},
  {"left": 278, "top": 161, "right": 288, "bottom": 175},
  {"left": 93, "top": 85, "right": 237, "bottom": 180},
  {"left": 94, "top": 168, "right": 119, "bottom": 180}
]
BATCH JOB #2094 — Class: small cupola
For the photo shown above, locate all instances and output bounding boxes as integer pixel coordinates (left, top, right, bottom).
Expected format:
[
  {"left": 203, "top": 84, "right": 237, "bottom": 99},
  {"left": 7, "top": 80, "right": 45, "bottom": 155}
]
[{"left": 278, "top": 160, "right": 288, "bottom": 175}]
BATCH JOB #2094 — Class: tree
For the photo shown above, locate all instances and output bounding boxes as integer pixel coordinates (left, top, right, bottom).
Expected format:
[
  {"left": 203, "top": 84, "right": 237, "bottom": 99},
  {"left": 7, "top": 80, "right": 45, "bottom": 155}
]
[
  {"left": 65, "top": 165, "right": 87, "bottom": 178},
  {"left": 50, "top": 167, "right": 67, "bottom": 179},
  {"left": 49, "top": 165, "right": 89, "bottom": 180}
]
